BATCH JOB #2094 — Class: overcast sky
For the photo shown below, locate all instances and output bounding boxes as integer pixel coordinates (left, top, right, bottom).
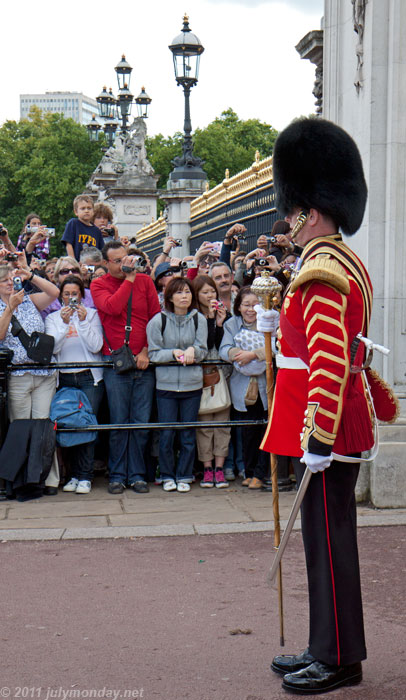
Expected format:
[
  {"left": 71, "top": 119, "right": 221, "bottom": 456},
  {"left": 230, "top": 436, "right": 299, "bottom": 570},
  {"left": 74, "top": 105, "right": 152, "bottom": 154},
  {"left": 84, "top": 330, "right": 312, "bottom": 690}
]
[{"left": 2, "top": 0, "right": 324, "bottom": 138}]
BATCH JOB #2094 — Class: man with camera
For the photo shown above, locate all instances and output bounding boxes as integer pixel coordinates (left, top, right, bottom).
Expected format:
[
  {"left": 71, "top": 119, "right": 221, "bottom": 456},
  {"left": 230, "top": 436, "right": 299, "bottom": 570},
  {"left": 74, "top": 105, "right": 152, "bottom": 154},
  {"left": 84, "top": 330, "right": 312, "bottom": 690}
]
[{"left": 90, "top": 241, "right": 160, "bottom": 495}]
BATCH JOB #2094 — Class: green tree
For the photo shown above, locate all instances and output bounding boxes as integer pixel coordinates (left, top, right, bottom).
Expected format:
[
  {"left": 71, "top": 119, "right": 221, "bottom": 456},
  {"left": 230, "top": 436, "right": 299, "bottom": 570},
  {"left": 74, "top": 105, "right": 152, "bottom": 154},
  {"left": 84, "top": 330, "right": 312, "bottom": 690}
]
[
  {"left": 145, "top": 132, "right": 183, "bottom": 189},
  {"left": 0, "top": 107, "right": 104, "bottom": 255},
  {"left": 145, "top": 108, "right": 278, "bottom": 190}
]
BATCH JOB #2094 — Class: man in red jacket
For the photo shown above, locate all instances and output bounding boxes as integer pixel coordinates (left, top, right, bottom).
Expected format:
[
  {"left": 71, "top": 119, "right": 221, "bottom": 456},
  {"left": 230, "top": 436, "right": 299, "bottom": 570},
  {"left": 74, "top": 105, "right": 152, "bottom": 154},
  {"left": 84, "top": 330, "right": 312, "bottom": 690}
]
[
  {"left": 261, "top": 118, "right": 374, "bottom": 694},
  {"left": 91, "top": 241, "right": 160, "bottom": 494}
]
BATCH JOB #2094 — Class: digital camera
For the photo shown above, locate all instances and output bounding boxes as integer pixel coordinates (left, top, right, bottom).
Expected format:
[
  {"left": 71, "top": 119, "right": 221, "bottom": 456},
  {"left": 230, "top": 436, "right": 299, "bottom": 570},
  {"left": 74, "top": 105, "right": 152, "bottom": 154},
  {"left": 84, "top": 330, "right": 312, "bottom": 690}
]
[
  {"left": 5, "top": 253, "right": 19, "bottom": 262},
  {"left": 122, "top": 255, "right": 147, "bottom": 273},
  {"left": 214, "top": 300, "right": 224, "bottom": 310},
  {"left": 86, "top": 265, "right": 95, "bottom": 274},
  {"left": 13, "top": 276, "right": 23, "bottom": 292},
  {"left": 174, "top": 239, "right": 182, "bottom": 246},
  {"left": 255, "top": 258, "right": 268, "bottom": 267},
  {"left": 266, "top": 235, "right": 277, "bottom": 245},
  {"left": 68, "top": 296, "right": 79, "bottom": 309}
]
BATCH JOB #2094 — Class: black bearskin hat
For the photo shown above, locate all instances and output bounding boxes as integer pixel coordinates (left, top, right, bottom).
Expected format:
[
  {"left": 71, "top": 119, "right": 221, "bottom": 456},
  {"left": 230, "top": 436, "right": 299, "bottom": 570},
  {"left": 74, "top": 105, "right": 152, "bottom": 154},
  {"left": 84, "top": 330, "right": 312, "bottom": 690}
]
[{"left": 272, "top": 117, "right": 367, "bottom": 235}]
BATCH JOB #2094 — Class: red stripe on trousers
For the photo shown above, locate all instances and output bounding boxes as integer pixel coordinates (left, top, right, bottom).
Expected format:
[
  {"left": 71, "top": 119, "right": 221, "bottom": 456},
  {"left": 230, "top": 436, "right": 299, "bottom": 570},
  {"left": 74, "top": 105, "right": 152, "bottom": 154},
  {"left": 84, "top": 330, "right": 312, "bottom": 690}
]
[{"left": 322, "top": 471, "right": 341, "bottom": 665}]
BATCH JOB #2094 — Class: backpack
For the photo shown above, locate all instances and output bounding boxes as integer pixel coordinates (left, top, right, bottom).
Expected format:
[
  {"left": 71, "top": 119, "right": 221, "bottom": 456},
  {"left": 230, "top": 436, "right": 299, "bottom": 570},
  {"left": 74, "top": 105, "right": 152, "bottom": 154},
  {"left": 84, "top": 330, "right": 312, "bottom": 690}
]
[{"left": 50, "top": 388, "right": 98, "bottom": 447}]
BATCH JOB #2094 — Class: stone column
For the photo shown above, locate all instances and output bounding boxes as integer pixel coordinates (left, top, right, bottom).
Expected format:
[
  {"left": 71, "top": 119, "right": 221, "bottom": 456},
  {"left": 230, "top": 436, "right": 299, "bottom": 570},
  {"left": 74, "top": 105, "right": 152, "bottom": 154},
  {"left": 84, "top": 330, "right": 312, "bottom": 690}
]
[
  {"left": 323, "top": 0, "right": 406, "bottom": 506},
  {"left": 161, "top": 177, "right": 207, "bottom": 258},
  {"left": 295, "top": 29, "right": 324, "bottom": 115}
]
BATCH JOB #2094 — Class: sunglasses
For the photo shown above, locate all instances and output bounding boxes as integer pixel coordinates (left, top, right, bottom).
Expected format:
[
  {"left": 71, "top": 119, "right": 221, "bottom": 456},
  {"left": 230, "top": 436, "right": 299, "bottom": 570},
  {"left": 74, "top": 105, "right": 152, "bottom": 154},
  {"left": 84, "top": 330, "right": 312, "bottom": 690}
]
[{"left": 59, "top": 268, "right": 80, "bottom": 275}]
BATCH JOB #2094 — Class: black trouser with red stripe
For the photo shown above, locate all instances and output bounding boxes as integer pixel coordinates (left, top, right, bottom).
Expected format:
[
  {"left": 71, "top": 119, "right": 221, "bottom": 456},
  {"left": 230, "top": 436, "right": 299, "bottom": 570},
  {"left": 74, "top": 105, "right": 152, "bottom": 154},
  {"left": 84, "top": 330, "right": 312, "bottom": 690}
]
[{"left": 293, "top": 458, "right": 367, "bottom": 666}]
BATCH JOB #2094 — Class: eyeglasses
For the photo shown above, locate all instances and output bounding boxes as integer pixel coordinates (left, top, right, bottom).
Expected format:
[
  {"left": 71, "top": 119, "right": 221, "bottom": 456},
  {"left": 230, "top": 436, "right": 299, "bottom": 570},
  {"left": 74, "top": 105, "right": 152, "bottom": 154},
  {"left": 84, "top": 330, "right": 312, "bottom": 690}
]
[{"left": 59, "top": 268, "right": 79, "bottom": 276}]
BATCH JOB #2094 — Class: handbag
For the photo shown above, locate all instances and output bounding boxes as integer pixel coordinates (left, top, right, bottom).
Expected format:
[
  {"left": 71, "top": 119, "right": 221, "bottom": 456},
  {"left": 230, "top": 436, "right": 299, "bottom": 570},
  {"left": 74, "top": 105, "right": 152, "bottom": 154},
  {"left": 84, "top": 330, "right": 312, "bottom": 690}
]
[
  {"left": 198, "top": 369, "right": 231, "bottom": 415},
  {"left": 202, "top": 366, "right": 221, "bottom": 389},
  {"left": 10, "top": 316, "right": 54, "bottom": 365},
  {"left": 102, "top": 292, "right": 137, "bottom": 374}
]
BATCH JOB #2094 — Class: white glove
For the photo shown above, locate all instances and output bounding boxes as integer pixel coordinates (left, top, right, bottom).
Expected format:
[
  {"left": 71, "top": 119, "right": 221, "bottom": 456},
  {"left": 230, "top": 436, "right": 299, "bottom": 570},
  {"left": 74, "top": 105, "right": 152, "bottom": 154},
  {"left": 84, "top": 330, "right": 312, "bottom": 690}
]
[
  {"left": 300, "top": 451, "right": 333, "bottom": 473},
  {"left": 254, "top": 305, "right": 279, "bottom": 335}
]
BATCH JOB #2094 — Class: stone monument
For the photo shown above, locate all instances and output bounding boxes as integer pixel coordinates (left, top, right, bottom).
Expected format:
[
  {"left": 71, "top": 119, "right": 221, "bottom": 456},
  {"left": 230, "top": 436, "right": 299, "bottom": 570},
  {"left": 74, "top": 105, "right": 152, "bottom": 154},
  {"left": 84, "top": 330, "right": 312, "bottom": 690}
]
[{"left": 87, "top": 117, "right": 159, "bottom": 239}]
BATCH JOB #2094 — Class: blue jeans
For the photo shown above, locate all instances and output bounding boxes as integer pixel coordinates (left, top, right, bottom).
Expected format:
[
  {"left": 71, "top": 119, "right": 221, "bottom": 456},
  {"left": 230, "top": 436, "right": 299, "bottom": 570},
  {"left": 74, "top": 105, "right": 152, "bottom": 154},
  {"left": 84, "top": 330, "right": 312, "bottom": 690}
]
[
  {"left": 103, "top": 361, "right": 155, "bottom": 484},
  {"left": 58, "top": 371, "right": 104, "bottom": 481},
  {"left": 156, "top": 389, "right": 202, "bottom": 483}
]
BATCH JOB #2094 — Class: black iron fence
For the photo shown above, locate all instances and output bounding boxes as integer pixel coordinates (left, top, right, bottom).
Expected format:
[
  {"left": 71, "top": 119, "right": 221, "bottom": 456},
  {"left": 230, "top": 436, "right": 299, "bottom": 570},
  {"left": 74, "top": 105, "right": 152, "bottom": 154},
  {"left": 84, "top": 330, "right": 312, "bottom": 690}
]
[
  {"left": 189, "top": 182, "right": 278, "bottom": 253},
  {"left": 0, "top": 351, "right": 267, "bottom": 447}
]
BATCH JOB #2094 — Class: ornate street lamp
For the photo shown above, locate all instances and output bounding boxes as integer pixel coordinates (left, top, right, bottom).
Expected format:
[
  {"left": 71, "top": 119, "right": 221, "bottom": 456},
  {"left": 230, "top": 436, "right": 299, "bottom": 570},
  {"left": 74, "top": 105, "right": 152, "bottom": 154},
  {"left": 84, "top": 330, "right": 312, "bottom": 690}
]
[
  {"left": 117, "top": 83, "right": 134, "bottom": 133},
  {"left": 168, "top": 14, "right": 206, "bottom": 181},
  {"left": 115, "top": 54, "right": 133, "bottom": 90},
  {"left": 96, "top": 86, "right": 111, "bottom": 119},
  {"left": 135, "top": 87, "right": 152, "bottom": 118},
  {"left": 87, "top": 114, "right": 101, "bottom": 142},
  {"left": 90, "top": 55, "right": 151, "bottom": 143},
  {"left": 103, "top": 114, "right": 118, "bottom": 148}
]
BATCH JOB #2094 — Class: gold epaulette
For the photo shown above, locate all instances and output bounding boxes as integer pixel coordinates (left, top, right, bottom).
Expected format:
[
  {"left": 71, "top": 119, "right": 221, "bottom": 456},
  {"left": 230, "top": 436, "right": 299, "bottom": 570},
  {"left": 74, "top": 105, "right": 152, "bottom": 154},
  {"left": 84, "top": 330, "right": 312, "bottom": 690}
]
[{"left": 290, "top": 255, "right": 350, "bottom": 295}]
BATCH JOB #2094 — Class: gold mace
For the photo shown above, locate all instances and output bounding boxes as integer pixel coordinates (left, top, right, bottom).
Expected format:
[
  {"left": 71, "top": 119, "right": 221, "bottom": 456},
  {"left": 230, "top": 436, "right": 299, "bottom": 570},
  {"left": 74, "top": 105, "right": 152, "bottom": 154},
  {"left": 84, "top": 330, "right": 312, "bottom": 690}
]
[{"left": 251, "top": 271, "right": 285, "bottom": 646}]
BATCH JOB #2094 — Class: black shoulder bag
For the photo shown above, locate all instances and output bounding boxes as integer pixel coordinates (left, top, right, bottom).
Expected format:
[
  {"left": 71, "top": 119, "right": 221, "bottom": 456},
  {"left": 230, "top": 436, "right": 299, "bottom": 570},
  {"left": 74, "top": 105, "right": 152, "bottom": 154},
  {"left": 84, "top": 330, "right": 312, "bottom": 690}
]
[
  {"left": 10, "top": 316, "right": 55, "bottom": 365},
  {"left": 102, "top": 292, "right": 137, "bottom": 374}
]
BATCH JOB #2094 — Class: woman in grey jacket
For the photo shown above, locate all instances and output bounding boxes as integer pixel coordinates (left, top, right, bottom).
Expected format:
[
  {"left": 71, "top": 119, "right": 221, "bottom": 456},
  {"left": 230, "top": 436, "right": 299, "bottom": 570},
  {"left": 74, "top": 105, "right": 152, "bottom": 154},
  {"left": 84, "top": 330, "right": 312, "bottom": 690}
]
[{"left": 147, "top": 277, "right": 207, "bottom": 493}]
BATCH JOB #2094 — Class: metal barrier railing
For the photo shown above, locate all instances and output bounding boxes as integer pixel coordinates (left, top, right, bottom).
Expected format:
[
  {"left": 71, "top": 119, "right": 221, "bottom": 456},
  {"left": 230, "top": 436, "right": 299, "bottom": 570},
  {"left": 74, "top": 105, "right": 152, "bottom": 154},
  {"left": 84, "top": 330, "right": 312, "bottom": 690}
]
[{"left": 0, "top": 353, "right": 267, "bottom": 445}]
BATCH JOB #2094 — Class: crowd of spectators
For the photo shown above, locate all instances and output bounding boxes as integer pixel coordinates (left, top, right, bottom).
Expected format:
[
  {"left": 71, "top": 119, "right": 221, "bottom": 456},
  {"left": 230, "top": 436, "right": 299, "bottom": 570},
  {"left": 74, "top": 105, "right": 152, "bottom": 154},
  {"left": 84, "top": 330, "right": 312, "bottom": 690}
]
[{"left": 0, "top": 194, "right": 301, "bottom": 500}]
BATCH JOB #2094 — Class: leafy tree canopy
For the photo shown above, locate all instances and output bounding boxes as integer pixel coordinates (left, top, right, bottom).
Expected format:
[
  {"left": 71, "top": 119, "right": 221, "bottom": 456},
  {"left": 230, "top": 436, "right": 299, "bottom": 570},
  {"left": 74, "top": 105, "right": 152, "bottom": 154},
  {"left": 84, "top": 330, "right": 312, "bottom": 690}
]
[
  {"left": 0, "top": 107, "right": 104, "bottom": 255},
  {"left": 0, "top": 107, "right": 277, "bottom": 249},
  {"left": 146, "top": 108, "right": 278, "bottom": 190}
]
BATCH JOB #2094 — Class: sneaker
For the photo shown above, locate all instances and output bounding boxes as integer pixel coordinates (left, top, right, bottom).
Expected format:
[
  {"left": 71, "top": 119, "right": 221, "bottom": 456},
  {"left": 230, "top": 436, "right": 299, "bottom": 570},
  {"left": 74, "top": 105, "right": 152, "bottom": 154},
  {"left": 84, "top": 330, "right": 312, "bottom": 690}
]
[
  {"left": 130, "top": 480, "right": 149, "bottom": 494},
  {"left": 242, "top": 477, "right": 252, "bottom": 487},
  {"left": 215, "top": 469, "right": 230, "bottom": 489},
  {"left": 76, "top": 480, "right": 91, "bottom": 494},
  {"left": 108, "top": 481, "right": 125, "bottom": 495},
  {"left": 163, "top": 479, "right": 177, "bottom": 492},
  {"left": 200, "top": 469, "right": 214, "bottom": 488},
  {"left": 176, "top": 482, "right": 191, "bottom": 493},
  {"left": 238, "top": 470, "right": 246, "bottom": 479},
  {"left": 248, "top": 477, "right": 263, "bottom": 489},
  {"left": 224, "top": 468, "right": 236, "bottom": 481},
  {"left": 63, "top": 478, "right": 79, "bottom": 492}
]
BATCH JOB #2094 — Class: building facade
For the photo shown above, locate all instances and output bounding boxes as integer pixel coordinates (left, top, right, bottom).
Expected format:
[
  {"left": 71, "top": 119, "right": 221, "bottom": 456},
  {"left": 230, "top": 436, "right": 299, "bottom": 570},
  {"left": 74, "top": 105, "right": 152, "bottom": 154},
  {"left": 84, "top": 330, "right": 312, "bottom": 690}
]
[{"left": 20, "top": 92, "right": 99, "bottom": 125}]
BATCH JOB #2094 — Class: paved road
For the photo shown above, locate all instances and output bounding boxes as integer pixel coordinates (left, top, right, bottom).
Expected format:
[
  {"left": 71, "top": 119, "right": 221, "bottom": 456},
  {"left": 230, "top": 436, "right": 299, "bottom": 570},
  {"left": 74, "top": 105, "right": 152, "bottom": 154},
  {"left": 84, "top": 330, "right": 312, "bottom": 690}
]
[{"left": 0, "top": 526, "right": 404, "bottom": 699}]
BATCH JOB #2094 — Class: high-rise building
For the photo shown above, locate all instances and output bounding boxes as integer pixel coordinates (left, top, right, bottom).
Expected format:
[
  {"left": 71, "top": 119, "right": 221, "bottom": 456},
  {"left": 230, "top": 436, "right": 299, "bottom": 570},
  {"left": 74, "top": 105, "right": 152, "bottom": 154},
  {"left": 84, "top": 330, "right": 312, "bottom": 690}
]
[{"left": 19, "top": 92, "right": 99, "bottom": 125}]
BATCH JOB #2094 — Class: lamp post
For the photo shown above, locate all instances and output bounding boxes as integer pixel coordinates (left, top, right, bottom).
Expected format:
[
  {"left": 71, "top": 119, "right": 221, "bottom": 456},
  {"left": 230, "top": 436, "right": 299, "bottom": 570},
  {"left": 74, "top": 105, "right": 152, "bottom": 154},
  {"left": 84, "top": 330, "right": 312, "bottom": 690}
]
[
  {"left": 87, "top": 114, "right": 101, "bottom": 142},
  {"left": 92, "top": 56, "right": 151, "bottom": 146},
  {"left": 169, "top": 14, "right": 206, "bottom": 181},
  {"left": 135, "top": 87, "right": 152, "bottom": 119}
]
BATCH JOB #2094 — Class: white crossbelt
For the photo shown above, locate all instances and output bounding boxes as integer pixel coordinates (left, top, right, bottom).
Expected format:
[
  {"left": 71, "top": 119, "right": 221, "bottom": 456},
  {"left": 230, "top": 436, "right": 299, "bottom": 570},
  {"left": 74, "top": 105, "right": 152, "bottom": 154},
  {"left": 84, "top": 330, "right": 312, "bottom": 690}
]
[{"left": 276, "top": 354, "right": 309, "bottom": 371}]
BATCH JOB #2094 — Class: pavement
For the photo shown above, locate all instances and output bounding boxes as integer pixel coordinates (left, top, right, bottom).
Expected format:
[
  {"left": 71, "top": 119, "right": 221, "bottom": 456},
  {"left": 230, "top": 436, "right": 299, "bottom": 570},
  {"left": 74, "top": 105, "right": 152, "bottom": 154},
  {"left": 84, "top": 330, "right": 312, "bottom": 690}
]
[{"left": 1, "top": 474, "right": 406, "bottom": 541}]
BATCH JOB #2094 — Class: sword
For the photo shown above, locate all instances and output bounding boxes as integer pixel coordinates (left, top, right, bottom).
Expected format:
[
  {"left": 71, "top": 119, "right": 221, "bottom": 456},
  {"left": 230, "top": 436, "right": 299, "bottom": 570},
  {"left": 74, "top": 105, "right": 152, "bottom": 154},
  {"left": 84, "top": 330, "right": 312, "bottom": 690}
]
[{"left": 267, "top": 466, "right": 312, "bottom": 586}]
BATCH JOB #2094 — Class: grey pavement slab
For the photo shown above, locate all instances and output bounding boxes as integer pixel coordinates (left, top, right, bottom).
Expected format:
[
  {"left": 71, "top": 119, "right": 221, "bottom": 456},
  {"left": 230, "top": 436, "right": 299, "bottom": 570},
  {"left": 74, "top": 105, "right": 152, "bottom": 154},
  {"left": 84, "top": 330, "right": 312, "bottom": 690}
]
[
  {"left": 6, "top": 497, "right": 123, "bottom": 519},
  {"left": 109, "top": 509, "right": 251, "bottom": 527},
  {"left": 0, "top": 476, "right": 405, "bottom": 540},
  {"left": 62, "top": 523, "right": 196, "bottom": 539},
  {"left": 0, "top": 515, "right": 108, "bottom": 529}
]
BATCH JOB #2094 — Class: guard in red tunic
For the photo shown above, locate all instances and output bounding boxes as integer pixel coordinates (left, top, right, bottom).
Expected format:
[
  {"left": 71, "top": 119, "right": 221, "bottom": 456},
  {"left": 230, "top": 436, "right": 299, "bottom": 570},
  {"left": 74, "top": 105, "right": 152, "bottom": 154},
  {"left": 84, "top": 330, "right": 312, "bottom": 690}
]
[{"left": 261, "top": 118, "right": 374, "bottom": 694}]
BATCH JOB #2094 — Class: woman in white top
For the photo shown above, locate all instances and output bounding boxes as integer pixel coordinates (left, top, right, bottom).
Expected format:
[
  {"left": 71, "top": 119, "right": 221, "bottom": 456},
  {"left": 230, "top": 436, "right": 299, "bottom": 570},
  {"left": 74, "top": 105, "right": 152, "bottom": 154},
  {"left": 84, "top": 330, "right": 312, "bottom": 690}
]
[{"left": 45, "top": 276, "right": 104, "bottom": 494}]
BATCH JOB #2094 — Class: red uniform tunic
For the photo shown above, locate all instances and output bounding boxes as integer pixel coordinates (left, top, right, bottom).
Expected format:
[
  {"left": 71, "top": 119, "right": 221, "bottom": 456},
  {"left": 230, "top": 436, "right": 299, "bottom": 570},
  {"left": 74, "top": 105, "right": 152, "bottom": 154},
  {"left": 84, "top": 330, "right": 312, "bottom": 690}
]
[{"left": 262, "top": 233, "right": 374, "bottom": 458}]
